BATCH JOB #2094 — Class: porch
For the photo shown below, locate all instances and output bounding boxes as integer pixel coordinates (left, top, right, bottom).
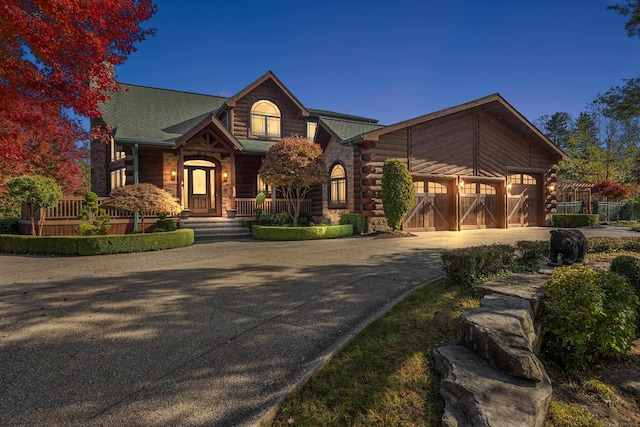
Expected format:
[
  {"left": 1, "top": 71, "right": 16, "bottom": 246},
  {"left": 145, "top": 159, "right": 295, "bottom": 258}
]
[{"left": 19, "top": 197, "right": 311, "bottom": 236}]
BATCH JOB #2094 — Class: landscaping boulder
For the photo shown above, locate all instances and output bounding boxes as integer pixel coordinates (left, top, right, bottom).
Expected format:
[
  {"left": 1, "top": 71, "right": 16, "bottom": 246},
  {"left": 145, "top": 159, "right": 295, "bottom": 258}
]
[
  {"left": 433, "top": 345, "right": 552, "bottom": 427},
  {"left": 458, "top": 295, "right": 544, "bottom": 382}
]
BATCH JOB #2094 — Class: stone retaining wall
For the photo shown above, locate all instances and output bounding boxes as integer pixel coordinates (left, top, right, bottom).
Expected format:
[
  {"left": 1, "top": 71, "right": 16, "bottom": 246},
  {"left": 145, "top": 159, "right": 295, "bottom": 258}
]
[{"left": 433, "top": 272, "right": 552, "bottom": 427}]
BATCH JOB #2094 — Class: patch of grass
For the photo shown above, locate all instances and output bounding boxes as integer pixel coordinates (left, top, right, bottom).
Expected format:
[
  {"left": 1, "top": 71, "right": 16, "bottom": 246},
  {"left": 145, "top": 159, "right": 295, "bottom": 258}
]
[
  {"left": 269, "top": 281, "right": 478, "bottom": 426},
  {"left": 582, "top": 379, "right": 618, "bottom": 407},
  {"left": 545, "top": 401, "right": 603, "bottom": 427}
]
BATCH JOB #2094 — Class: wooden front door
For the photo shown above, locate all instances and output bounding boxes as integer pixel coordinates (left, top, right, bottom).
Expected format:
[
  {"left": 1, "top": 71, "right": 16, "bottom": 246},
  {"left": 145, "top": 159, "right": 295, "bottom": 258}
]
[
  {"left": 404, "top": 180, "right": 452, "bottom": 231},
  {"left": 187, "top": 166, "right": 216, "bottom": 214},
  {"left": 460, "top": 182, "right": 499, "bottom": 230}
]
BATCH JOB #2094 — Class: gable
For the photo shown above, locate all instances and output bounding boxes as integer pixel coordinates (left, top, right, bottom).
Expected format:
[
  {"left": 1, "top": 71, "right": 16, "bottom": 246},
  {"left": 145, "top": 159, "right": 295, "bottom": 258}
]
[
  {"left": 409, "top": 109, "right": 476, "bottom": 176},
  {"left": 229, "top": 78, "right": 308, "bottom": 139}
]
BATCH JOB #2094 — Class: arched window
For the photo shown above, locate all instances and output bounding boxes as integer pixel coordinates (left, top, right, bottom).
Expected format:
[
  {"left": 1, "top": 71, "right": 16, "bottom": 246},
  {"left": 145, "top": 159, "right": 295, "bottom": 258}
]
[
  {"left": 329, "top": 163, "right": 346, "bottom": 206},
  {"left": 251, "top": 100, "right": 281, "bottom": 138}
]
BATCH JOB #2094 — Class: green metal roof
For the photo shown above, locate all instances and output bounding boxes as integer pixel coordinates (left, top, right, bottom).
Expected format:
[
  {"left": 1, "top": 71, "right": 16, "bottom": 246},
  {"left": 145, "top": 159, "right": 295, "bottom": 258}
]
[
  {"left": 237, "top": 139, "right": 277, "bottom": 153},
  {"left": 100, "top": 83, "right": 228, "bottom": 143},
  {"left": 319, "top": 116, "right": 385, "bottom": 142},
  {"left": 308, "top": 108, "right": 378, "bottom": 124}
]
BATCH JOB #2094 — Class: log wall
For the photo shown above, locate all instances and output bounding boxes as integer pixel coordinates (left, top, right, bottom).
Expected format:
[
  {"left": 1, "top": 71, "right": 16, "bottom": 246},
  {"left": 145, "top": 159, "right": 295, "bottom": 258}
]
[{"left": 409, "top": 110, "right": 475, "bottom": 176}]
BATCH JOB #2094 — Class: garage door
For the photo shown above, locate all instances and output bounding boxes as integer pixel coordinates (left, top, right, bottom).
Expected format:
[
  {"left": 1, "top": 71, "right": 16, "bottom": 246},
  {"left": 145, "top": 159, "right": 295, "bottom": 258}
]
[
  {"left": 507, "top": 173, "right": 540, "bottom": 227},
  {"left": 404, "top": 180, "right": 453, "bottom": 231},
  {"left": 459, "top": 182, "right": 499, "bottom": 229}
]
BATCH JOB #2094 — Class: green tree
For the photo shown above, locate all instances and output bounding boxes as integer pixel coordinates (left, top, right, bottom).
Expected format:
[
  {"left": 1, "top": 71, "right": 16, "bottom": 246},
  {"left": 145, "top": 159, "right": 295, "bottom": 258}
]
[
  {"left": 5, "top": 175, "right": 63, "bottom": 236},
  {"left": 536, "top": 112, "right": 573, "bottom": 150},
  {"left": 76, "top": 191, "right": 111, "bottom": 235},
  {"left": 102, "top": 183, "right": 181, "bottom": 233},
  {"left": 381, "top": 158, "right": 415, "bottom": 231},
  {"left": 259, "top": 136, "right": 328, "bottom": 226},
  {"left": 608, "top": 1, "right": 640, "bottom": 39},
  {"left": 600, "top": 3, "right": 640, "bottom": 120}
]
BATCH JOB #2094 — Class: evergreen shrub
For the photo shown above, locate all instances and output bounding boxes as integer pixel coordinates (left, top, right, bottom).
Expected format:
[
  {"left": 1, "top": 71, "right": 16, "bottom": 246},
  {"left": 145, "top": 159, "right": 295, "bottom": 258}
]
[
  {"left": 441, "top": 244, "right": 515, "bottom": 289},
  {"left": 542, "top": 265, "right": 638, "bottom": 367},
  {"left": 339, "top": 213, "right": 366, "bottom": 235},
  {"left": 252, "top": 225, "right": 352, "bottom": 241},
  {"left": 552, "top": 214, "right": 599, "bottom": 227},
  {"left": 610, "top": 255, "right": 640, "bottom": 297},
  {"left": 515, "top": 240, "right": 549, "bottom": 271},
  {"left": 0, "top": 229, "right": 194, "bottom": 256},
  {"left": 0, "top": 218, "right": 19, "bottom": 234}
]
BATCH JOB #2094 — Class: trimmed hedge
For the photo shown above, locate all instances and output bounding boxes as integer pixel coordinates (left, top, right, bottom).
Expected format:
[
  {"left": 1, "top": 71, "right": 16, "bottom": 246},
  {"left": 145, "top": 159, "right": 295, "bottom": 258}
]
[
  {"left": 0, "top": 229, "right": 194, "bottom": 256},
  {"left": 252, "top": 224, "right": 353, "bottom": 241},
  {"left": 0, "top": 218, "right": 19, "bottom": 234},
  {"left": 552, "top": 214, "right": 599, "bottom": 227},
  {"left": 339, "top": 213, "right": 366, "bottom": 235},
  {"left": 587, "top": 236, "right": 640, "bottom": 253},
  {"left": 441, "top": 244, "right": 516, "bottom": 288}
]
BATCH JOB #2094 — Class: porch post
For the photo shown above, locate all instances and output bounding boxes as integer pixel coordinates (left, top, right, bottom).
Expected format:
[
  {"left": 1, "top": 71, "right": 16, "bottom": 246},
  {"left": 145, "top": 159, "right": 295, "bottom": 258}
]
[
  {"left": 178, "top": 147, "right": 184, "bottom": 208},
  {"left": 230, "top": 151, "right": 236, "bottom": 210},
  {"left": 133, "top": 143, "right": 139, "bottom": 233}
]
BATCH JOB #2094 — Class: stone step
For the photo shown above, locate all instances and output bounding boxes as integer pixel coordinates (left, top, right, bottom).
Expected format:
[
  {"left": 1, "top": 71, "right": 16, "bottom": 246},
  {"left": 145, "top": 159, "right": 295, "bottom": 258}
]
[
  {"left": 433, "top": 345, "right": 552, "bottom": 427},
  {"left": 458, "top": 295, "right": 544, "bottom": 382},
  {"left": 179, "top": 218, "right": 252, "bottom": 241}
]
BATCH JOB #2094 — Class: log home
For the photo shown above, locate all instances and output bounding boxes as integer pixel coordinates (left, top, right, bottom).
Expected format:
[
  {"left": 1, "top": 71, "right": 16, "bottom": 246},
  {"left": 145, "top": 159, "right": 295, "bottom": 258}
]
[{"left": 91, "top": 71, "right": 566, "bottom": 232}]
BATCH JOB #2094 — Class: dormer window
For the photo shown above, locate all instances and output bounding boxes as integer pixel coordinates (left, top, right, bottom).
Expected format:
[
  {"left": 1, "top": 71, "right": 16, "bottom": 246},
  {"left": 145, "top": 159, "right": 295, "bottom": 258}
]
[
  {"left": 251, "top": 100, "right": 281, "bottom": 138},
  {"left": 307, "top": 121, "right": 317, "bottom": 142}
]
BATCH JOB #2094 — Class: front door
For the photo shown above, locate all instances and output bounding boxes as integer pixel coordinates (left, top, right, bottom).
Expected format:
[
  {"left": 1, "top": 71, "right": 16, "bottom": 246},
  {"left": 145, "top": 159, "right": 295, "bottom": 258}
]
[{"left": 186, "top": 165, "right": 217, "bottom": 215}]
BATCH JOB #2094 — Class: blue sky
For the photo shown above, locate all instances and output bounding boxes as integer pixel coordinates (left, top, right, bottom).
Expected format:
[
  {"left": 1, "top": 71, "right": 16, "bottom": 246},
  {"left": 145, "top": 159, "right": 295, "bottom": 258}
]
[{"left": 108, "top": 0, "right": 639, "bottom": 127}]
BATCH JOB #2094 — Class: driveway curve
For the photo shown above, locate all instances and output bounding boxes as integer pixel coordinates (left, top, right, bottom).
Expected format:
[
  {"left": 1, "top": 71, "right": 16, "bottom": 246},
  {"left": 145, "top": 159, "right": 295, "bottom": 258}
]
[{"left": 0, "top": 226, "right": 635, "bottom": 426}]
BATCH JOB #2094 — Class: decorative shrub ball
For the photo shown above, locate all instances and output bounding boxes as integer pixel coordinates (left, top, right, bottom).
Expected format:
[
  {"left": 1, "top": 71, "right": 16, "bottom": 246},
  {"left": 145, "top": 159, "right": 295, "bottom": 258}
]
[{"left": 549, "top": 229, "right": 587, "bottom": 265}]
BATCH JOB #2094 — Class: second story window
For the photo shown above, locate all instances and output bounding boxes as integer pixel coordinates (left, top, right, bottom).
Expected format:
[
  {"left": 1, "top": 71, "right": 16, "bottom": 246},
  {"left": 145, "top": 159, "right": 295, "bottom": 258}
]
[
  {"left": 251, "top": 100, "right": 281, "bottom": 138},
  {"left": 307, "top": 121, "right": 317, "bottom": 142}
]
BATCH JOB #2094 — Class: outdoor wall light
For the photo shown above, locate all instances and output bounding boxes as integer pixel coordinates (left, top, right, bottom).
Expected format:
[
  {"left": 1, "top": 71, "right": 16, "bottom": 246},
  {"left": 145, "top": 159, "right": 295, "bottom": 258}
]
[
  {"left": 223, "top": 172, "right": 229, "bottom": 183},
  {"left": 506, "top": 182, "right": 513, "bottom": 192},
  {"left": 548, "top": 184, "right": 556, "bottom": 192},
  {"left": 458, "top": 179, "right": 465, "bottom": 188},
  {"left": 170, "top": 170, "right": 177, "bottom": 181}
]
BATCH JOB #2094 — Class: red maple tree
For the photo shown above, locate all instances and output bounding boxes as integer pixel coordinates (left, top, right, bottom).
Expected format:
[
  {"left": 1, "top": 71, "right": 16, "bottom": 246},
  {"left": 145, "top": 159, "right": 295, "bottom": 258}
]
[
  {"left": 592, "top": 180, "right": 632, "bottom": 201},
  {"left": 0, "top": 0, "right": 156, "bottom": 194}
]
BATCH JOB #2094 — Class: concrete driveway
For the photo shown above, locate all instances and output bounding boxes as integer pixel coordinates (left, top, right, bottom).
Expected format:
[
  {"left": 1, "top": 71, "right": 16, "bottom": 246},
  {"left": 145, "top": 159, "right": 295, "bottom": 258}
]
[{"left": 0, "top": 226, "right": 636, "bottom": 426}]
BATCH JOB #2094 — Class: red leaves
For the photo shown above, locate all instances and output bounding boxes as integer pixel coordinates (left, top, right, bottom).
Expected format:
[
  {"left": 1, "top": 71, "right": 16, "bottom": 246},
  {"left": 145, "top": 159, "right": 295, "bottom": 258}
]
[
  {"left": 259, "top": 136, "right": 328, "bottom": 188},
  {"left": 592, "top": 180, "right": 632, "bottom": 201},
  {"left": 0, "top": 0, "right": 156, "bottom": 194}
]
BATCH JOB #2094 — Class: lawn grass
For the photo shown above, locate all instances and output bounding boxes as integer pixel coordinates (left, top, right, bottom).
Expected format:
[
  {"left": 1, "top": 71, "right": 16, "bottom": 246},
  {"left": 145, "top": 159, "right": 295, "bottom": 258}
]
[
  {"left": 268, "top": 249, "right": 640, "bottom": 427},
  {"left": 269, "top": 281, "right": 478, "bottom": 426}
]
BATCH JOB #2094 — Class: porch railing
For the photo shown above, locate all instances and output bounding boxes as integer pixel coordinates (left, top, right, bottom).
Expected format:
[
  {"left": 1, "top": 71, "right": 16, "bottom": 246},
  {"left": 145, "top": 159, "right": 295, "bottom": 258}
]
[
  {"left": 21, "top": 197, "right": 164, "bottom": 221},
  {"left": 235, "top": 198, "right": 312, "bottom": 217}
]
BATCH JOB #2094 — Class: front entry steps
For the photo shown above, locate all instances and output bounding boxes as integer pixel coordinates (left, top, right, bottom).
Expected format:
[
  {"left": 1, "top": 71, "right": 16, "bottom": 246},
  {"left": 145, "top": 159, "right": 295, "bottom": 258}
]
[{"left": 180, "top": 218, "right": 251, "bottom": 241}]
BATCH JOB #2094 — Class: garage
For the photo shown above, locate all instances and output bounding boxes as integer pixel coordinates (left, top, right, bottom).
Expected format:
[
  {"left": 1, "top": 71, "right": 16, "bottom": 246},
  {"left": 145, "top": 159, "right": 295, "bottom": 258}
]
[
  {"left": 404, "top": 180, "right": 454, "bottom": 231},
  {"left": 507, "top": 173, "right": 542, "bottom": 227},
  {"left": 459, "top": 181, "right": 500, "bottom": 230}
]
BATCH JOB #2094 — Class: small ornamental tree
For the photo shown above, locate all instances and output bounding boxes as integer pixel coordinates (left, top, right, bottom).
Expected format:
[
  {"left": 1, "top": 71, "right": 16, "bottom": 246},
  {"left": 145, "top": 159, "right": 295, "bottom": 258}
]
[
  {"left": 259, "top": 136, "right": 328, "bottom": 226},
  {"left": 381, "top": 158, "right": 415, "bottom": 231},
  {"left": 592, "top": 180, "right": 632, "bottom": 201},
  {"left": 5, "top": 175, "right": 63, "bottom": 236},
  {"left": 102, "top": 183, "right": 181, "bottom": 233},
  {"left": 76, "top": 191, "right": 111, "bottom": 236}
]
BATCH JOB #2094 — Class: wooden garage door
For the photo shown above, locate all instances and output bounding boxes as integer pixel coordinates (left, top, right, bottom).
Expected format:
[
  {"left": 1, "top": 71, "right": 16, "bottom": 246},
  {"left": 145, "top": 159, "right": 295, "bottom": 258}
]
[
  {"left": 460, "top": 182, "right": 499, "bottom": 230},
  {"left": 404, "top": 180, "right": 452, "bottom": 231},
  {"left": 507, "top": 173, "right": 540, "bottom": 227}
]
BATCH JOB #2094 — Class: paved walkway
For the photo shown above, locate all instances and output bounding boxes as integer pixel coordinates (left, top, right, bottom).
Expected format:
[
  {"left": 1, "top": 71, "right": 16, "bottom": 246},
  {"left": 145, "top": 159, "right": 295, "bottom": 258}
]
[{"left": 0, "top": 226, "right": 636, "bottom": 426}]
